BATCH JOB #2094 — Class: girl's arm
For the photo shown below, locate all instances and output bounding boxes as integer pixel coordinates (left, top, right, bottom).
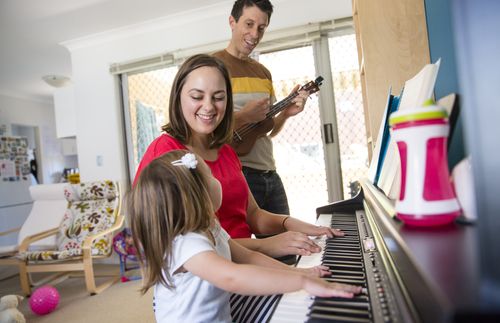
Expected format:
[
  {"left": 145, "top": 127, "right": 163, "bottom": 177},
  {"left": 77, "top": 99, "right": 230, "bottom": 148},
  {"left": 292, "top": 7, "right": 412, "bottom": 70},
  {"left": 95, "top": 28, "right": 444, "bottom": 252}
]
[{"left": 183, "top": 249, "right": 361, "bottom": 297}]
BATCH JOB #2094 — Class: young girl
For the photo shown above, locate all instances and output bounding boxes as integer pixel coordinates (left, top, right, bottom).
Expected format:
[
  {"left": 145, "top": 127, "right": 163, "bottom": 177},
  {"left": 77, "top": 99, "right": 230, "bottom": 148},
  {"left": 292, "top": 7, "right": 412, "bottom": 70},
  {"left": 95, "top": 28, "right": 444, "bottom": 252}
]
[{"left": 128, "top": 150, "right": 361, "bottom": 323}]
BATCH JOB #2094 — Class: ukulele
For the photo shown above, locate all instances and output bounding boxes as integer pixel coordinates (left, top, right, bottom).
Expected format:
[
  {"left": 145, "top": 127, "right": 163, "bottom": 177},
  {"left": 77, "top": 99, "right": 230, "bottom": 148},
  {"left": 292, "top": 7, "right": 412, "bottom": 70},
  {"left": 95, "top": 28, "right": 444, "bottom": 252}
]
[{"left": 231, "top": 76, "right": 324, "bottom": 156}]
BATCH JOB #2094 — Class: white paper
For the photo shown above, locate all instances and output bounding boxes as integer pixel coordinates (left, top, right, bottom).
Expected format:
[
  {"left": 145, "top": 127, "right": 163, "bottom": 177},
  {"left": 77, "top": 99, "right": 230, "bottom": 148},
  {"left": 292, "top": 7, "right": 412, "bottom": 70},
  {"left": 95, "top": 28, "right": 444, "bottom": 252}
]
[
  {"left": 377, "top": 59, "right": 441, "bottom": 198},
  {"left": 0, "top": 159, "right": 16, "bottom": 178}
]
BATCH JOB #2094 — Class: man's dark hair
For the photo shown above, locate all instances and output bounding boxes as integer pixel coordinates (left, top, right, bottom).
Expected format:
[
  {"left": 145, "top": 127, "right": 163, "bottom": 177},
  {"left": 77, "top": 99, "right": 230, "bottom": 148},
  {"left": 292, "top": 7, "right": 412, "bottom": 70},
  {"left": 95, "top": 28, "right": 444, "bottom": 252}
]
[{"left": 231, "top": 0, "right": 274, "bottom": 23}]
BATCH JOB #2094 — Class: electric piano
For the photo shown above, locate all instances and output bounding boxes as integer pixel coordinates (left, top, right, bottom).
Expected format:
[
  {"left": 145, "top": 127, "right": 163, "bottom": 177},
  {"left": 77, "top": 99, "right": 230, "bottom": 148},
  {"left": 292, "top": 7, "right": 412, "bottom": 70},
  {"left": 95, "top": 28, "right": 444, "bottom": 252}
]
[{"left": 270, "top": 179, "right": 495, "bottom": 323}]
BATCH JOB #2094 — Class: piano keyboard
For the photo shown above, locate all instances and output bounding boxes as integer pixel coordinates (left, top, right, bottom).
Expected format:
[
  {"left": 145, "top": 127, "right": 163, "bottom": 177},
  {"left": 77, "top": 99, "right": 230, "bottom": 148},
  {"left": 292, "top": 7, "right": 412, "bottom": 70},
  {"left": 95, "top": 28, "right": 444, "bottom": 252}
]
[{"left": 271, "top": 212, "right": 401, "bottom": 323}]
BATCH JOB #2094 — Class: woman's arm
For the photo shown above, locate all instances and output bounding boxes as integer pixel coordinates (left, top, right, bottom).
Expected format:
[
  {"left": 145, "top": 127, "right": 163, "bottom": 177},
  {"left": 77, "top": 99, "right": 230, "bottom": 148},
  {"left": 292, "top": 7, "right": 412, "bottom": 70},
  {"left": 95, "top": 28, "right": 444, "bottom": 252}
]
[
  {"left": 228, "top": 239, "right": 332, "bottom": 278},
  {"left": 244, "top": 189, "right": 344, "bottom": 257},
  {"left": 232, "top": 234, "right": 319, "bottom": 258},
  {"left": 183, "top": 249, "right": 361, "bottom": 297},
  {"left": 246, "top": 188, "right": 343, "bottom": 237}
]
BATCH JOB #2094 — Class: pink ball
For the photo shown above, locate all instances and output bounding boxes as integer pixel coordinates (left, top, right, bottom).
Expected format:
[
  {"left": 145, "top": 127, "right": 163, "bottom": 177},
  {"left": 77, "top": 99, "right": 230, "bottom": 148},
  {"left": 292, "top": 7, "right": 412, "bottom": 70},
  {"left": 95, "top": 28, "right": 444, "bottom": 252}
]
[{"left": 29, "top": 285, "right": 60, "bottom": 315}]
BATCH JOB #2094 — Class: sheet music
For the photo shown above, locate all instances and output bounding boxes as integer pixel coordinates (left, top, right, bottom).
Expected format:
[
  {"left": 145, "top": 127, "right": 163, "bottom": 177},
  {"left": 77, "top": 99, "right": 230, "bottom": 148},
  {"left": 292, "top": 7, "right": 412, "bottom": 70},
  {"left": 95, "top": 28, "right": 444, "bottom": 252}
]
[{"left": 377, "top": 59, "right": 441, "bottom": 199}]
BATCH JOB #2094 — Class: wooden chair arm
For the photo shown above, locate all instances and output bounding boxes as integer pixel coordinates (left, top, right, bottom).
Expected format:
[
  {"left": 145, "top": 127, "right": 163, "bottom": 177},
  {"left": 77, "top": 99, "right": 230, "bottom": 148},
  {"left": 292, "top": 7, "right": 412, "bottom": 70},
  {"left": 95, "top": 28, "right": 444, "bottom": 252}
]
[
  {"left": 18, "top": 228, "right": 59, "bottom": 252},
  {"left": 0, "top": 227, "right": 21, "bottom": 237},
  {"left": 82, "top": 215, "right": 125, "bottom": 250}
]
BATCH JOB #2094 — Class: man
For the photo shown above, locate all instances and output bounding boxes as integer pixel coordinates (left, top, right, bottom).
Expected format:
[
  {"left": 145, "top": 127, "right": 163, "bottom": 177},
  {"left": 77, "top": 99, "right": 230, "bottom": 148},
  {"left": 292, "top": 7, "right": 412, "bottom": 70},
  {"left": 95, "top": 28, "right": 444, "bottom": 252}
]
[{"left": 214, "top": 0, "right": 309, "bottom": 215}]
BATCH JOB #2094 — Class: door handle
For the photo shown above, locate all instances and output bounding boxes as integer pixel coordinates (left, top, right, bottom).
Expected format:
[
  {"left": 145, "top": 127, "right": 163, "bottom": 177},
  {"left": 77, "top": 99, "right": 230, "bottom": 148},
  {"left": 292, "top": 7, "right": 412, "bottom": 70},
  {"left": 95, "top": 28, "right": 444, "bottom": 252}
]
[{"left": 323, "top": 123, "right": 334, "bottom": 144}]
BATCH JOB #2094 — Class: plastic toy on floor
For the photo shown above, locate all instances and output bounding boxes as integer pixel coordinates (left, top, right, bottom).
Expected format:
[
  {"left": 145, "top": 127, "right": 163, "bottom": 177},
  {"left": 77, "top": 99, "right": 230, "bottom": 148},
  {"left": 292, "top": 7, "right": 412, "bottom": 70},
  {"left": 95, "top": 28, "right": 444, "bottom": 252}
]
[
  {"left": 29, "top": 286, "right": 59, "bottom": 316},
  {"left": 113, "top": 228, "right": 141, "bottom": 282},
  {"left": 0, "top": 295, "right": 26, "bottom": 323}
]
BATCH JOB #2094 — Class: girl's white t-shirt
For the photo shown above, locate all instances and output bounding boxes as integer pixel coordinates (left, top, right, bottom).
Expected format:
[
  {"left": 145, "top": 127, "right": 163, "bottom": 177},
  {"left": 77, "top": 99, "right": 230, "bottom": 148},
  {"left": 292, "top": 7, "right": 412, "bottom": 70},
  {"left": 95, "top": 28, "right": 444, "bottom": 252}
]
[{"left": 154, "top": 224, "right": 232, "bottom": 323}]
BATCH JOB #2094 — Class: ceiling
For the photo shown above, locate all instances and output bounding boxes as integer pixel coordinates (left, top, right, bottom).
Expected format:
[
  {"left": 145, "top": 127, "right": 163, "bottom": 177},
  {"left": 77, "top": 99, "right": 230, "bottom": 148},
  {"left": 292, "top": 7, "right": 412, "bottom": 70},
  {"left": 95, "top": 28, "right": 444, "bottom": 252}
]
[{"left": 0, "top": 0, "right": 226, "bottom": 102}]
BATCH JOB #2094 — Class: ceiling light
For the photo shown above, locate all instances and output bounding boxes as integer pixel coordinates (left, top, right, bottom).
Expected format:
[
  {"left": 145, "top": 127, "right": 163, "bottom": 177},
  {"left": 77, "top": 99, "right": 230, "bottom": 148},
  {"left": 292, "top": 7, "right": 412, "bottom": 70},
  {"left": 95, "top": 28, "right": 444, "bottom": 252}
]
[{"left": 42, "top": 75, "right": 71, "bottom": 88}]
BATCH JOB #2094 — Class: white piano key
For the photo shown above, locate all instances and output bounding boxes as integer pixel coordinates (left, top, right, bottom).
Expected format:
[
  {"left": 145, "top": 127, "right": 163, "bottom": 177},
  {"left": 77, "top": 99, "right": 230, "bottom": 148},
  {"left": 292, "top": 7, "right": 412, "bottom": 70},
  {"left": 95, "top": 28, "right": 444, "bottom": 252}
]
[{"left": 270, "top": 215, "right": 332, "bottom": 323}]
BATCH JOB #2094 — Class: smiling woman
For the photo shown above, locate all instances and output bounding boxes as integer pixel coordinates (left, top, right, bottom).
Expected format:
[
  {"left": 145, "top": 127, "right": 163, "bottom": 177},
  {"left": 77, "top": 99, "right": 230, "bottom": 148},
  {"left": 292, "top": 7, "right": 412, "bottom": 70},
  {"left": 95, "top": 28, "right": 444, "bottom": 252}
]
[{"left": 179, "top": 66, "right": 228, "bottom": 140}]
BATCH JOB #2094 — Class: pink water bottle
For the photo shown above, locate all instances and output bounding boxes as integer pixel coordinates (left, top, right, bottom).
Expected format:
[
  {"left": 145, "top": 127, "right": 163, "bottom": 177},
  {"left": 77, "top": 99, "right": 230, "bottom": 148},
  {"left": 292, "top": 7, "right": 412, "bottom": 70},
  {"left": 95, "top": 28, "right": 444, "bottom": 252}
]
[{"left": 389, "top": 104, "right": 461, "bottom": 227}]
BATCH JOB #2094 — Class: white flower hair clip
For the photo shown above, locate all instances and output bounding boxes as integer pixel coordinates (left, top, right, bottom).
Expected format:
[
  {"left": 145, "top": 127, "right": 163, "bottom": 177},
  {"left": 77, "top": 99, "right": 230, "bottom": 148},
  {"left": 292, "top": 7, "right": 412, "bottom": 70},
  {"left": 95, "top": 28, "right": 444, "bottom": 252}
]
[{"left": 171, "top": 153, "right": 198, "bottom": 169}]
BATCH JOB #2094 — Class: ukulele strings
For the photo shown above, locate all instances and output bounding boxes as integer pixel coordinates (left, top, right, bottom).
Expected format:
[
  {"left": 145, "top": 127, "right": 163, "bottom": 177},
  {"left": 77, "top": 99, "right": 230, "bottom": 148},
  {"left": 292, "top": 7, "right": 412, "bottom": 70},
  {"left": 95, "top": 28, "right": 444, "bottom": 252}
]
[{"left": 232, "top": 92, "right": 299, "bottom": 141}]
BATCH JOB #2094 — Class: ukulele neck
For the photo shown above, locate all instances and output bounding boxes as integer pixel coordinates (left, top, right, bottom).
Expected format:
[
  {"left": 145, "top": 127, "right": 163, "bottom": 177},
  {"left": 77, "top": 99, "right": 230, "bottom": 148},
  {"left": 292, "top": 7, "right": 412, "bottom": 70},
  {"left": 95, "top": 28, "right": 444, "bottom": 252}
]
[{"left": 265, "top": 92, "right": 298, "bottom": 119}]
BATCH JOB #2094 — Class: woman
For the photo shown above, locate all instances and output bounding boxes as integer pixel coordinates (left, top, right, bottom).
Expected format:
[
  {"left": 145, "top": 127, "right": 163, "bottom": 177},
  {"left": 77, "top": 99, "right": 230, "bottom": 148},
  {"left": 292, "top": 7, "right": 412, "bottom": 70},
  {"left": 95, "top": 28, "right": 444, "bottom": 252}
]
[{"left": 134, "top": 54, "right": 344, "bottom": 258}]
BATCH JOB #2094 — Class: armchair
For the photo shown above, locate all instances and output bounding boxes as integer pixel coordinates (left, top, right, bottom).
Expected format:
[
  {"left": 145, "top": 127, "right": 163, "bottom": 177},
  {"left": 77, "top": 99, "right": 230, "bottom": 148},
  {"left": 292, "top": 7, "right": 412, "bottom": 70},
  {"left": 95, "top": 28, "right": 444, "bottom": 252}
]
[{"left": 17, "top": 180, "right": 123, "bottom": 296}]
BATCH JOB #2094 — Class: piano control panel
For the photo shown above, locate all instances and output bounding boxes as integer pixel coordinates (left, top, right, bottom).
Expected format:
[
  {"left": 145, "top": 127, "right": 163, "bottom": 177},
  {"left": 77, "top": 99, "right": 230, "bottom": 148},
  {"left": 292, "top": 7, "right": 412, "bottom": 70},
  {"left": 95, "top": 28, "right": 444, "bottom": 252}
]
[
  {"left": 271, "top": 212, "right": 406, "bottom": 323},
  {"left": 357, "top": 210, "right": 403, "bottom": 323}
]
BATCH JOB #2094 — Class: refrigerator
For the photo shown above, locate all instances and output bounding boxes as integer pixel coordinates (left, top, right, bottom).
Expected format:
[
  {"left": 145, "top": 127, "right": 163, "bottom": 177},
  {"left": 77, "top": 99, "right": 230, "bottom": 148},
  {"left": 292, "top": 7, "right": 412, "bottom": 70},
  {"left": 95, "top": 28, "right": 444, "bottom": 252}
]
[{"left": 0, "top": 136, "right": 33, "bottom": 247}]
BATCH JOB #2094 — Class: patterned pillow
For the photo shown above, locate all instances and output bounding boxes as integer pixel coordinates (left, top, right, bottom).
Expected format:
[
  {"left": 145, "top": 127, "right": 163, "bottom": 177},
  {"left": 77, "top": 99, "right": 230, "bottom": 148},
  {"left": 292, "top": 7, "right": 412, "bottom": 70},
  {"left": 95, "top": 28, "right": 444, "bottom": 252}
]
[{"left": 64, "top": 180, "right": 118, "bottom": 202}]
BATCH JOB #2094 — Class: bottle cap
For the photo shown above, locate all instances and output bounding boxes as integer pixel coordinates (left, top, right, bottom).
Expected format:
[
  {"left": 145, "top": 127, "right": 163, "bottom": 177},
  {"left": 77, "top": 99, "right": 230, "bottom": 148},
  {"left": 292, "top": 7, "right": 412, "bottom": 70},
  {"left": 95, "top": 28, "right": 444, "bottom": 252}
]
[{"left": 389, "top": 105, "right": 448, "bottom": 126}]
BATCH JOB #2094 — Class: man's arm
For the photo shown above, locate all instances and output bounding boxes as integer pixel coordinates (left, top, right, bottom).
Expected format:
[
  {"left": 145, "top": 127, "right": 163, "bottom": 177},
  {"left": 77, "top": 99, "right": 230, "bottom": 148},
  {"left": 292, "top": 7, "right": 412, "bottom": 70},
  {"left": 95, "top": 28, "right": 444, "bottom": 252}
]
[{"left": 233, "top": 98, "right": 270, "bottom": 129}]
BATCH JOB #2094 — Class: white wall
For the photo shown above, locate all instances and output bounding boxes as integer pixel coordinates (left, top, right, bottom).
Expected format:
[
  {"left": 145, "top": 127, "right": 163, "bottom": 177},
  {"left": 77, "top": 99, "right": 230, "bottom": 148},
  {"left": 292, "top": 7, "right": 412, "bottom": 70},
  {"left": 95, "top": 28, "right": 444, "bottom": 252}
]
[
  {"left": 0, "top": 94, "right": 64, "bottom": 184},
  {"left": 64, "top": 0, "right": 350, "bottom": 183}
]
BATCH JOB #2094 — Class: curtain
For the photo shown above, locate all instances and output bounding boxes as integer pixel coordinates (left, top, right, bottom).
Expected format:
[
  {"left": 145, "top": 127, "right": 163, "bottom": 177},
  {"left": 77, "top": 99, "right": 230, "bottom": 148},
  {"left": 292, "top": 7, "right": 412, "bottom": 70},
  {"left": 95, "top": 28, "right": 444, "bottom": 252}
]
[{"left": 136, "top": 100, "right": 159, "bottom": 162}]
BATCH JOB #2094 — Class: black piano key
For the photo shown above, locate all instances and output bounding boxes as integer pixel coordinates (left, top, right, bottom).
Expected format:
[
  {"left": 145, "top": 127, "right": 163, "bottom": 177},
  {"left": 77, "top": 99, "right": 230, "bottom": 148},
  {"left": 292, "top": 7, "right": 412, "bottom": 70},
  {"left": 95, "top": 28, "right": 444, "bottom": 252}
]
[
  {"left": 331, "top": 220, "right": 356, "bottom": 225},
  {"left": 330, "top": 242, "right": 359, "bottom": 246},
  {"left": 322, "top": 259, "right": 364, "bottom": 266},
  {"left": 331, "top": 231, "right": 358, "bottom": 235},
  {"left": 332, "top": 231, "right": 359, "bottom": 236},
  {"left": 330, "top": 238, "right": 360, "bottom": 243},
  {"left": 324, "top": 277, "right": 366, "bottom": 286},
  {"left": 298, "top": 213, "right": 375, "bottom": 323},
  {"left": 313, "top": 299, "right": 371, "bottom": 309},
  {"left": 332, "top": 234, "right": 359, "bottom": 238},
  {"left": 332, "top": 225, "right": 357, "bottom": 228},
  {"left": 309, "top": 298, "right": 372, "bottom": 321},
  {"left": 327, "top": 267, "right": 364, "bottom": 274},
  {"left": 314, "top": 295, "right": 370, "bottom": 304},
  {"left": 328, "top": 237, "right": 359, "bottom": 242},
  {"left": 322, "top": 258, "right": 364, "bottom": 270},
  {"left": 323, "top": 248, "right": 361, "bottom": 253},
  {"left": 309, "top": 305, "right": 371, "bottom": 317},
  {"left": 328, "top": 269, "right": 365, "bottom": 277},
  {"left": 307, "top": 313, "right": 372, "bottom": 323},
  {"left": 327, "top": 237, "right": 359, "bottom": 242},
  {"left": 324, "top": 250, "right": 362, "bottom": 257},
  {"left": 324, "top": 249, "right": 362, "bottom": 255},
  {"left": 323, "top": 258, "right": 362, "bottom": 263},
  {"left": 327, "top": 246, "right": 359, "bottom": 251},
  {"left": 328, "top": 242, "right": 359, "bottom": 247}
]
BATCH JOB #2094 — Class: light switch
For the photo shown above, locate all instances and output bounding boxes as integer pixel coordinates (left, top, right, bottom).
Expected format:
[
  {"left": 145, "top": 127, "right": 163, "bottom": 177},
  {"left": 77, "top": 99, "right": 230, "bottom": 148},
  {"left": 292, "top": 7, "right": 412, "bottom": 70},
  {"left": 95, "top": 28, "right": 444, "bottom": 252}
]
[{"left": 96, "top": 155, "right": 103, "bottom": 166}]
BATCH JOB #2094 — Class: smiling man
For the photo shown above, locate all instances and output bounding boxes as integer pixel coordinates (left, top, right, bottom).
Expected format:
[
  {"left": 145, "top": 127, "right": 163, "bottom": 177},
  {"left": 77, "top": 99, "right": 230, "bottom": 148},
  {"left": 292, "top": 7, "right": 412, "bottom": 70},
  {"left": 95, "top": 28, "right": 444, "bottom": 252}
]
[{"left": 214, "top": 0, "right": 309, "bottom": 216}]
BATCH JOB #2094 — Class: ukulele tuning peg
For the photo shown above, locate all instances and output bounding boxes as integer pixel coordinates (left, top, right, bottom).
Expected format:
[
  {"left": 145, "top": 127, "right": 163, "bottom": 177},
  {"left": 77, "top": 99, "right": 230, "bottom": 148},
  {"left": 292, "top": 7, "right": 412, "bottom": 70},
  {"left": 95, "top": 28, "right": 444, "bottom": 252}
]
[{"left": 315, "top": 76, "right": 324, "bottom": 85}]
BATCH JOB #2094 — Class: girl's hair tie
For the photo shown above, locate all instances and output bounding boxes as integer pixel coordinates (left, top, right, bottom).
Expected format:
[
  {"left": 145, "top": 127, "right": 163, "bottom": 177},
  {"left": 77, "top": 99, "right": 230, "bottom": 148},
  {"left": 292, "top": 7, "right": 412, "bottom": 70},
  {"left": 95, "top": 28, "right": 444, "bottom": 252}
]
[{"left": 171, "top": 153, "right": 198, "bottom": 169}]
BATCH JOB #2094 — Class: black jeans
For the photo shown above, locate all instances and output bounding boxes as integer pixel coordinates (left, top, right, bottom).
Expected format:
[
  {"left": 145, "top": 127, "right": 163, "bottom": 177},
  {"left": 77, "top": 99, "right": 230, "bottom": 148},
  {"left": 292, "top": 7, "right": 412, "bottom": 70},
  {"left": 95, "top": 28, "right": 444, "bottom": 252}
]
[
  {"left": 242, "top": 167, "right": 290, "bottom": 215},
  {"left": 243, "top": 167, "right": 296, "bottom": 265}
]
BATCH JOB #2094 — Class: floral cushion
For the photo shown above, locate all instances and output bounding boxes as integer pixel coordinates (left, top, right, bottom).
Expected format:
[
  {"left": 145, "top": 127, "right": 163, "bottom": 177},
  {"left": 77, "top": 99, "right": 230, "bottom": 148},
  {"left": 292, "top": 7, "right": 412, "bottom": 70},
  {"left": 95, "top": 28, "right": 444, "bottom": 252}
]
[
  {"left": 20, "top": 181, "right": 119, "bottom": 262},
  {"left": 64, "top": 180, "right": 118, "bottom": 202}
]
